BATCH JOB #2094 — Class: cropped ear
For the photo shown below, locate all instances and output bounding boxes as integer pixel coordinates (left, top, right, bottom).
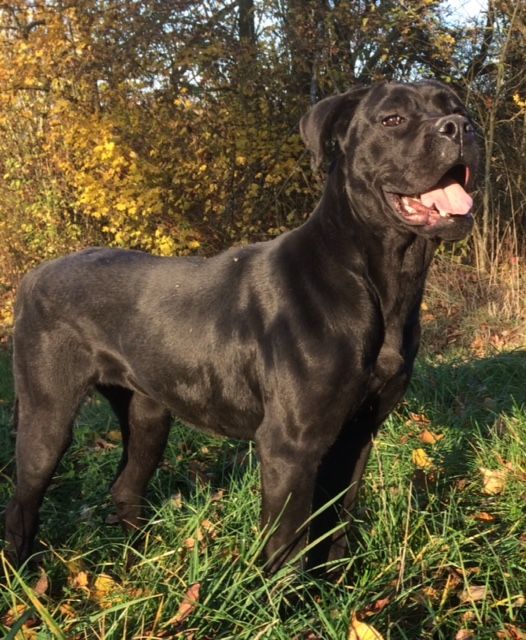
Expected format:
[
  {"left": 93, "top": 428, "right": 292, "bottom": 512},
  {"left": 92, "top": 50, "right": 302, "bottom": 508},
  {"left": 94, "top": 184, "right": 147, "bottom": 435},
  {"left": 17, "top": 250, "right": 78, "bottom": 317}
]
[{"left": 299, "top": 85, "right": 372, "bottom": 172}]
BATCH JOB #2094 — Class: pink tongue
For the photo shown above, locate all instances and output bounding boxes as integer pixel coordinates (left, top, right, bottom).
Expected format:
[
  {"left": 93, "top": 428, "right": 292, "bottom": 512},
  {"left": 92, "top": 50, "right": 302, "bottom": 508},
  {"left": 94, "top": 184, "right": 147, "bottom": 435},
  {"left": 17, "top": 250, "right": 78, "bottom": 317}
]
[{"left": 420, "top": 178, "right": 473, "bottom": 215}]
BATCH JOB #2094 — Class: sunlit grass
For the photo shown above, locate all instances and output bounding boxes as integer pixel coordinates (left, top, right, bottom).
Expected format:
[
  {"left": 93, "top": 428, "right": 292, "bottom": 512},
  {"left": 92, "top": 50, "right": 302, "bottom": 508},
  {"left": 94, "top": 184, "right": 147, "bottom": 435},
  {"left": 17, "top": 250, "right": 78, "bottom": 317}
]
[{"left": 1, "top": 349, "right": 525, "bottom": 639}]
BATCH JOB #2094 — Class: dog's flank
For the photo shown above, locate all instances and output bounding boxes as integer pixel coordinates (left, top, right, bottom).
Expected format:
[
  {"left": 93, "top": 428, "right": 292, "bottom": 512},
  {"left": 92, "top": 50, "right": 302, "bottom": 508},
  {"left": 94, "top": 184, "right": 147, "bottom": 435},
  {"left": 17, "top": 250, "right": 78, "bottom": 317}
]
[{"left": 5, "top": 80, "right": 479, "bottom": 575}]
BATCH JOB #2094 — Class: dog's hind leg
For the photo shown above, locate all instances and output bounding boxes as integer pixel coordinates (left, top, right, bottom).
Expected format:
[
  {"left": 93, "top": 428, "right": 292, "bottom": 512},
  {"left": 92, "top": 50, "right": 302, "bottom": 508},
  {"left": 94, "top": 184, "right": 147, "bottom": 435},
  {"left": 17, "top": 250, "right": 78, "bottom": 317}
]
[
  {"left": 5, "top": 376, "right": 86, "bottom": 566},
  {"left": 108, "top": 392, "right": 171, "bottom": 532},
  {"left": 96, "top": 385, "right": 133, "bottom": 483}
]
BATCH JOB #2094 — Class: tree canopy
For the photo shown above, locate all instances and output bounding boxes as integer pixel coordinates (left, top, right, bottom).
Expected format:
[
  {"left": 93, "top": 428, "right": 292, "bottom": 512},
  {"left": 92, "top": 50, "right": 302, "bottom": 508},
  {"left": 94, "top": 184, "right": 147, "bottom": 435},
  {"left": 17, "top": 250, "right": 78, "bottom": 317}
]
[{"left": 0, "top": 0, "right": 525, "bottom": 326}]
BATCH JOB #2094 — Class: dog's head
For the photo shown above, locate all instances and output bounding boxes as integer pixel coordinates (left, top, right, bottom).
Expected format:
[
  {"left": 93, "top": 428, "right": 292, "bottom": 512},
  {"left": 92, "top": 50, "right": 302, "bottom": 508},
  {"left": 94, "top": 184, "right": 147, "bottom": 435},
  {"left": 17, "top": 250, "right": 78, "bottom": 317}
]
[{"left": 300, "top": 80, "right": 479, "bottom": 242}]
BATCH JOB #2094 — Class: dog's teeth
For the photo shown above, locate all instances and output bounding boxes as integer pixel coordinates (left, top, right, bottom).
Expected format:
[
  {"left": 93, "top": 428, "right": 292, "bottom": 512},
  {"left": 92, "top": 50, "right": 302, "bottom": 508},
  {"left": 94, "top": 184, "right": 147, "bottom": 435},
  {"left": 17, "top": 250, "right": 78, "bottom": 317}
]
[{"left": 439, "top": 210, "right": 449, "bottom": 218}]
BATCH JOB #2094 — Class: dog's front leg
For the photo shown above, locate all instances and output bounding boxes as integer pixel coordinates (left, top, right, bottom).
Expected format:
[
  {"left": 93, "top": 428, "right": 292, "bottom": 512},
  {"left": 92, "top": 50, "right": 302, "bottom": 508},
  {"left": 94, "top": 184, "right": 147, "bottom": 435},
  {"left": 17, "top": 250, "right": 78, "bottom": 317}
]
[{"left": 255, "top": 423, "right": 323, "bottom": 574}]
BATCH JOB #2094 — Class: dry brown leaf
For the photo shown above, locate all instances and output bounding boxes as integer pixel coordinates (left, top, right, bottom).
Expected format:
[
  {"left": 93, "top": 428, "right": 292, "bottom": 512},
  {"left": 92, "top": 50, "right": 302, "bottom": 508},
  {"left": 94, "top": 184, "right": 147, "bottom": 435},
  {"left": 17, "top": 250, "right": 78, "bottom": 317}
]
[
  {"left": 373, "top": 597, "right": 390, "bottom": 613},
  {"left": 455, "top": 630, "right": 475, "bottom": 640},
  {"left": 33, "top": 568, "right": 49, "bottom": 596},
  {"left": 422, "top": 586, "right": 440, "bottom": 600},
  {"left": 348, "top": 615, "right": 384, "bottom": 640},
  {"left": 440, "top": 570, "right": 463, "bottom": 606},
  {"left": 59, "top": 603, "right": 77, "bottom": 619},
  {"left": 480, "top": 467, "right": 508, "bottom": 495},
  {"left": 94, "top": 437, "right": 117, "bottom": 450},
  {"left": 184, "top": 537, "right": 196, "bottom": 551},
  {"left": 419, "top": 429, "right": 444, "bottom": 445},
  {"left": 460, "top": 585, "right": 489, "bottom": 603},
  {"left": 70, "top": 570, "right": 90, "bottom": 591},
  {"left": 473, "top": 511, "right": 496, "bottom": 522},
  {"left": 2, "top": 603, "right": 28, "bottom": 627},
  {"left": 408, "top": 412, "right": 431, "bottom": 425},
  {"left": 200, "top": 519, "right": 217, "bottom": 539},
  {"left": 501, "top": 624, "right": 526, "bottom": 640},
  {"left": 171, "top": 492, "right": 184, "bottom": 509},
  {"left": 361, "top": 596, "right": 391, "bottom": 618},
  {"left": 412, "top": 448, "right": 434, "bottom": 470},
  {"left": 167, "top": 582, "right": 201, "bottom": 627}
]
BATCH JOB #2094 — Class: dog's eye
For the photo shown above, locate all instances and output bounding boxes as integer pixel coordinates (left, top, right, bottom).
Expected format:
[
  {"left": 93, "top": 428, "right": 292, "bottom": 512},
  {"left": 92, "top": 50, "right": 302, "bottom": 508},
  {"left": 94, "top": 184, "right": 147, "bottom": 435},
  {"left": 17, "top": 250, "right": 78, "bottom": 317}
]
[{"left": 382, "top": 114, "right": 405, "bottom": 127}]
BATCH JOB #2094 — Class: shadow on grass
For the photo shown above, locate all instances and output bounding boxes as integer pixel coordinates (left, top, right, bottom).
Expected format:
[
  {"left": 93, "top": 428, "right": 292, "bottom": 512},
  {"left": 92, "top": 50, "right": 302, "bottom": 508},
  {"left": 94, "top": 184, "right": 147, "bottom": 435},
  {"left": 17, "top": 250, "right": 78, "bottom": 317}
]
[{"left": 407, "top": 349, "right": 526, "bottom": 477}]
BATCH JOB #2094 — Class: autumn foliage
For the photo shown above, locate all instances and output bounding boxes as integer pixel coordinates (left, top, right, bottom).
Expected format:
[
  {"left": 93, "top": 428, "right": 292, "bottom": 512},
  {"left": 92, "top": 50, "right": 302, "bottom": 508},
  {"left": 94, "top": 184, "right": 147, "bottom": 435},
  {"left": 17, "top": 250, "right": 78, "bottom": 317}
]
[{"left": 0, "top": 1, "right": 525, "bottom": 330}]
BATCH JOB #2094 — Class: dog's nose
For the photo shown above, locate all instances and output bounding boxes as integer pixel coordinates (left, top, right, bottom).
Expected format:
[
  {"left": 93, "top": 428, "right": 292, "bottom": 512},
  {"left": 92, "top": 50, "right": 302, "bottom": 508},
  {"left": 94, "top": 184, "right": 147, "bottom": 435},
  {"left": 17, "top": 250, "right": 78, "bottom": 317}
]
[{"left": 436, "top": 114, "right": 474, "bottom": 143}]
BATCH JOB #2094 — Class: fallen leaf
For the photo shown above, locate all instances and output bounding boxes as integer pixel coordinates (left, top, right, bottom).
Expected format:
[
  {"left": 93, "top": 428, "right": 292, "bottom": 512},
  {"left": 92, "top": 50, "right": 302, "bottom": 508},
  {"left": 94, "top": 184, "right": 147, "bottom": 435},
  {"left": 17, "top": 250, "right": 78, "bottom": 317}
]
[
  {"left": 422, "top": 586, "right": 440, "bottom": 600},
  {"left": 408, "top": 412, "right": 431, "bottom": 425},
  {"left": 480, "top": 467, "right": 507, "bottom": 495},
  {"left": 412, "top": 448, "right": 434, "bottom": 470},
  {"left": 211, "top": 489, "right": 225, "bottom": 502},
  {"left": 171, "top": 492, "right": 183, "bottom": 509},
  {"left": 419, "top": 429, "right": 444, "bottom": 445},
  {"left": 373, "top": 597, "right": 390, "bottom": 613},
  {"left": 106, "top": 429, "right": 122, "bottom": 442},
  {"left": 167, "top": 582, "right": 201, "bottom": 627},
  {"left": 33, "top": 568, "right": 49, "bottom": 596},
  {"left": 94, "top": 437, "right": 117, "bottom": 450},
  {"left": 473, "top": 511, "right": 496, "bottom": 522},
  {"left": 348, "top": 615, "right": 384, "bottom": 640},
  {"left": 59, "top": 603, "right": 77, "bottom": 619},
  {"left": 200, "top": 519, "right": 217, "bottom": 538},
  {"left": 2, "top": 603, "right": 28, "bottom": 627},
  {"left": 361, "top": 595, "right": 391, "bottom": 618},
  {"left": 92, "top": 574, "right": 122, "bottom": 608},
  {"left": 499, "top": 624, "right": 526, "bottom": 639},
  {"left": 455, "top": 630, "right": 475, "bottom": 640},
  {"left": 460, "top": 585, "right": 489, "bottom": 603},
  {"left": 70, "top": 570, "right": 90, "bottom": 591},
  {"left": 440, "top": 570, "right": 463, "bottom": 606}
]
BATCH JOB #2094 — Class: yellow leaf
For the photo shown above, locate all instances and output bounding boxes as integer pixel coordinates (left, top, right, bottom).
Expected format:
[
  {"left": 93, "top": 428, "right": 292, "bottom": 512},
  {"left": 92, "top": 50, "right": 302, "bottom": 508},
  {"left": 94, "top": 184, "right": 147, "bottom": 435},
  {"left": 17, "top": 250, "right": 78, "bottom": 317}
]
[
  {"left": 106, "top": 429, "right": 122, "bottom": 442},
  {"left": 480, "top": 467, "right": 507, "bottom": 495},
  {"left": 412, "top": 448, "right": 434, "bottom": 470},
  {"left": 92, "top": 573, "right": 120, "bottom": 607},
  {"left": 348, "top": 616, "right": 384, "bottom": 640}
]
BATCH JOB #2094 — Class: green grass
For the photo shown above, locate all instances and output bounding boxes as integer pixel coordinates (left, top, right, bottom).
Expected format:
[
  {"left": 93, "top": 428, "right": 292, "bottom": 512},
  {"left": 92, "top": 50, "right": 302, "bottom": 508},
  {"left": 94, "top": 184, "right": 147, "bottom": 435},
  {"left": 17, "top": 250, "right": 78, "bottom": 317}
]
[{"left": 1, "top": 347, "right": 525, "bottom": 639}]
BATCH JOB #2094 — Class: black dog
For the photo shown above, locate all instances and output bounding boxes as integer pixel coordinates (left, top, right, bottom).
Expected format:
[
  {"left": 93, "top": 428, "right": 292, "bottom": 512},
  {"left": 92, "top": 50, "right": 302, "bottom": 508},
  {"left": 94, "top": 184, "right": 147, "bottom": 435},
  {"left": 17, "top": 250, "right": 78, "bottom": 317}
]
[{"left": 5, "top": 80, "right": 478, "bottom": 574}]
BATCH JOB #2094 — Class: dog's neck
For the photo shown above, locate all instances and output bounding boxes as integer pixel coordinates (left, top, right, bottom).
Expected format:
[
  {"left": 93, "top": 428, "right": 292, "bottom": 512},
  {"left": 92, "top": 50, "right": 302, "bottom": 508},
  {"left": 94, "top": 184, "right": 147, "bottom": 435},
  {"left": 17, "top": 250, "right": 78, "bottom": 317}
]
[{"left": 305, "top": 161, "right": 437, "bottom": 323}]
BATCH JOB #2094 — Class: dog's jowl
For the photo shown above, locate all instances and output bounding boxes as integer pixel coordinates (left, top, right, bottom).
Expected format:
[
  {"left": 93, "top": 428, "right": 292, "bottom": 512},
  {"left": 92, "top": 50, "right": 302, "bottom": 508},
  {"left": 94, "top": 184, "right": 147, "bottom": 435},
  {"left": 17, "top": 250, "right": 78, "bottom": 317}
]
[{"left": 5, "top": 80, "right": 479, "bottom": 574}]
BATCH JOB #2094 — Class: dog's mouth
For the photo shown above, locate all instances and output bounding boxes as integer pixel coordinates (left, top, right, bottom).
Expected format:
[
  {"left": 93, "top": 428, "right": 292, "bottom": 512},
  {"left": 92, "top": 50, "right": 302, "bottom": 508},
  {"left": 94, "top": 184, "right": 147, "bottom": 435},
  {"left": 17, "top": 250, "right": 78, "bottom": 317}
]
[{"left": 386, "top": 165, "right": 473, "bottom": 228}]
